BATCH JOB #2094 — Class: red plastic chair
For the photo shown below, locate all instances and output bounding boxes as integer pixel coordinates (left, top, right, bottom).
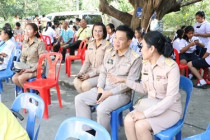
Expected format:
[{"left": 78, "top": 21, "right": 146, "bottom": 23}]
[
  {"left": 42, "top": 35, "right": 53, "bottom": 51},
  {"left": 23, "top": 52, "right": 63, "bottom": 119},
  {"left": 65, "top": 40, "right": 87, "bottom": 77},
  {"left": 174, "top": 48, "right": 189, "bottom": 77},
  {"left": 14, "top": 34, "right": 24, "bottom": 42},
  {"left": 197, "top": 68, "right": 210, "bottom": 84}
]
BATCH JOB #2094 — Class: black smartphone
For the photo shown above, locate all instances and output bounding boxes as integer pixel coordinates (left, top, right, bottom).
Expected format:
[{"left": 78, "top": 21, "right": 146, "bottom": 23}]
[
  {"left": 97, "top": 93, "right": 102, "bottom": 101},
  {"left": 76, "top": 75, "right": 83, "bottom": 79}
]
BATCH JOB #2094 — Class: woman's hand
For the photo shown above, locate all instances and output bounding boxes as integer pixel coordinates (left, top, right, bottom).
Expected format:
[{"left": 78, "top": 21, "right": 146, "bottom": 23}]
[
  {"left": 130, "top": 110, "right": 145, "bottom": 122},
  {"left": 107, "top": 74, "right": 126, "bottom": 84},
  {"left": 80, "top": 74, "right": 90, "bottom": 81},
  {"left": 189, "top": 42, "right": 196, "bottom": 47}
]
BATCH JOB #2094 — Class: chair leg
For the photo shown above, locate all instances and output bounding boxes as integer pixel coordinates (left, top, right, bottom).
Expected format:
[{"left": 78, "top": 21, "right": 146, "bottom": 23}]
[
  {"left": 67, "top": 60, "right": 72, "bottom": 77},
  {"left": 175, "top": 131, "right": 181, "bottom": 140},
  {"left": 39, "top": 89, "right": 49, "bottom": 119},
  {"left": 185, "top": 68, "right": 188, "bottom": 77},
  {"left": 65, "top": 57, "right": 68, "bottom": 74},
  {"left": 47, "top": 89, "right": 51, "bottom": 105},
  {"left": 119, "top": 112, "right": 123, "bottom": 127},
  {"left": 111, "top": 111, "right": 119, "bottom": 140},
  {"left": 56, "top": 84, "right": 63, "bottom": 108}
]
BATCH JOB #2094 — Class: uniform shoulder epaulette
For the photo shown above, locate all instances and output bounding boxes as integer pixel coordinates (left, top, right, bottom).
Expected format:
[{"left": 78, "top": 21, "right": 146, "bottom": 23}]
[
  {"left": 132, "top": 50, "right": 140, "bottom": 58},
  {"left": 106, "top": 47, "right": 113, "bottom": 53},
  {"left": 142, "top": 60, "right": 149, "bottom": 63},
  {"left": 165, "top": 58, "right": 175, "bottom": 67}
]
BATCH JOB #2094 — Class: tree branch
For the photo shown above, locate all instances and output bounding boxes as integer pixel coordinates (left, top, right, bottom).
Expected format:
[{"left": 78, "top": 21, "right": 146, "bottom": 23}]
[
  {"left": 99, "top": 0, "right": 132, "bottom": 26},
  {"left": 181, "top": 0, "right": 202, "bottom": 7}
]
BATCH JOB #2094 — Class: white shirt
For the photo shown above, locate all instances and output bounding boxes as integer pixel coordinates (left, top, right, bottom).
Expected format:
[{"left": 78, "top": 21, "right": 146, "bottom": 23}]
[
  {"left": 173, "top": 38, "right": 182, "bottom": 53},
  {"left": 205, "top": 41, "right": 210, "bottom": 65},
  {"left": 0, "top": 39, "right": 16, "bottom": 70},
  {"left": 179, "top": 36, "right": 201, "bottom": 53},
  {"left": 42, "top": 27, "right": 56, "bottom": 44},
  {"left": 193, "top": 21, "right": 210, "bottom": 48},
  {"left": 106, "top": 32, "right": 115, "bottom": 46}
]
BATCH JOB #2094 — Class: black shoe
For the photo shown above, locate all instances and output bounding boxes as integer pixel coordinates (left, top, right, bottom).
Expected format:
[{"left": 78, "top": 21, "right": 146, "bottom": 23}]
[
  {"left": 194, "top": 83, "right": 207, "bottom": 89},
  {"left": 86, "top": 129, "right": 96, "bottom": 136}
]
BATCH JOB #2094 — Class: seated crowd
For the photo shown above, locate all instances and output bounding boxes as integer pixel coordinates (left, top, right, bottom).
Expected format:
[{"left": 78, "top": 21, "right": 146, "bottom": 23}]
[{"left": 0, "top": 10, "right": 209, "bottom": 140}]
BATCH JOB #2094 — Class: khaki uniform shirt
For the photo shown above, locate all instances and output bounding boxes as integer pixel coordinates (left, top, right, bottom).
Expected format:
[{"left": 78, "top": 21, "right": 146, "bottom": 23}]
[
  {"left": 80, "top": 39, "right": 112, "bottom": 78},
  {"left": 97, "top": 47, "right": 142, "bottom": 95},
  {"left": 14, "top": 28, "right": 24, "bottom": 36},
  {"left": 126, "top": 55, "right": 182, "bottom": 118},
  {"left": 20, "top": 37, "right": 46, "bottom": 72}
]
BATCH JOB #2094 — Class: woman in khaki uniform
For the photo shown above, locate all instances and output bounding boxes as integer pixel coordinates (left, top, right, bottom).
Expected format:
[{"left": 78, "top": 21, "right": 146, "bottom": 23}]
[
  {"left": 74, "top": 22, "right": 112, "bottom": 93},
  {"left": 12, "top": 23, "right": 46, "bottom": 88},
  {"left": 109, "top": 31, "right": 182, "bottom": 140}
]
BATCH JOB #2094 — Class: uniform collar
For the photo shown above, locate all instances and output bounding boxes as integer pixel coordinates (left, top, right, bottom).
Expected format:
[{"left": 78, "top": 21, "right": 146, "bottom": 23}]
[
  {"left": 26, "top": 37, "right": 39, "bottom": 44},
  {"left": 111, "top": 47, "right": 131, "bottom": 57},
  {"left": 94, "top": 39, "right": 106, "bottom": 48},
  {"left": 153, "top": 55, "right": 165, "bottom": 69}
]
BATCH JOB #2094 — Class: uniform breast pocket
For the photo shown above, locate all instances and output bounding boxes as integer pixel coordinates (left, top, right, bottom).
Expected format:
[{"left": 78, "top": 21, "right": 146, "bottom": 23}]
[
  {"left": 118, "top": 64, "right": 130, "bottom": 75},
  {"left": 156, "top": 79, "right": 168, "bottom": 93}
]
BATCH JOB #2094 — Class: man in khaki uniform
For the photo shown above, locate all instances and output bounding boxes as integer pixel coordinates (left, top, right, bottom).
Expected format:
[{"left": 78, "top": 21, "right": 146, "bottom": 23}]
[
  {"left": 75, "top": 25, "right": 142, "bottom": 132},
  {"left": 74, "top": 39, "right": 112, "bottom": 93}
]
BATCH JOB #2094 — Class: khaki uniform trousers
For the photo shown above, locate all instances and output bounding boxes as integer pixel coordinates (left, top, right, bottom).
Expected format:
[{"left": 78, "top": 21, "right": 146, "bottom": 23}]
[
  {"left": 75, "top": 87, "right": 131, "bottom": 132},
  {"left": 73, "top": 76, "right": 98, "bottom": 93}
]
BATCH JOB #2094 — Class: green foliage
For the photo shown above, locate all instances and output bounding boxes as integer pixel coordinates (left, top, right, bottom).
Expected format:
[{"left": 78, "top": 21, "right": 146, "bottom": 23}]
[{"left": 163, "top": 0, "right": 210, "bottom": 31}]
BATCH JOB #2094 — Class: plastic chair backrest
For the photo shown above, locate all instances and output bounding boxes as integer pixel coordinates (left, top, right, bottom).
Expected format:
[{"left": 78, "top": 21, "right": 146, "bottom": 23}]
[
  {"left": 6, "top": 51, "right": 15, "bottom": 70},
  {"left": 54, "top": 117, "right": 111, "bottom": 140},
  {"left": 179, "top": 76, "right": 193, "bottom": 124},
  {"left": 42, "top": 35, "right": 52, "bottom": 45},
  {"left": 15, "top": 49, "right": 21, "bottom": 62},
  {"left": 77, "top": 40, "right": 87, "bottom": 57},
  {"left": 174, "top": 48, "right": 180, "bottom": 65},
  {"left": 36, "top": 52, "right": 62, "bottom": 81},
  {"left": 11, "top": 93, "right": 44, "bottom": 140}
]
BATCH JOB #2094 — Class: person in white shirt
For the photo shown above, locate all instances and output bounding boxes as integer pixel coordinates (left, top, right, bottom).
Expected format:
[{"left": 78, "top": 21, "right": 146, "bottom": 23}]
[
  {"left": 106, "top": 23, "right": 115, "bottom": 46},
  {"left": 193, "top": 11, "right": 210, "bottom": 57},
  {"left": 42, "top": 22, "right": 56, "bottom": 45},
  {"left": 179, "top": 26, "right": 204, "bottom": 75},
  {"left": 130, "top": 27, "right": 145, "bottom": 56},
  {"left": 0, "top": 27, "right": 16, "bottom": 71},
  {"left": 187, "top": 41, "right": 210, "bottom": 89},
  {"left": 173, "top": 29, "right": 184, "bottom": 53}
]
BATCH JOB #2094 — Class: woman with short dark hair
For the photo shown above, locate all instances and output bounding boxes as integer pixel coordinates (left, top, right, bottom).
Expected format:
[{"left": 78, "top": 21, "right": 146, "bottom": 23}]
[{"left": 74, "top": 22, "right": 111, "bottom": 93}]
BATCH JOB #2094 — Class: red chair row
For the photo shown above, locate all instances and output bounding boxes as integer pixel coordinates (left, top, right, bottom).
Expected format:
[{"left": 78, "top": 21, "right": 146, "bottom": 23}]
[{"left": 65, "top": 40, "right": 87, "bottom": 77}]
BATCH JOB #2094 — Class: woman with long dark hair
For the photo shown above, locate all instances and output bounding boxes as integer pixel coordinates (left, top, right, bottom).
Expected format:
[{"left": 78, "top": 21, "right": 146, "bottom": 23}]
[
  {"left": 12, "top": 23, "right": 46, "bottom": 88},
  {"left": 179, "top": 26, "right": 204, "bottom": 75}
]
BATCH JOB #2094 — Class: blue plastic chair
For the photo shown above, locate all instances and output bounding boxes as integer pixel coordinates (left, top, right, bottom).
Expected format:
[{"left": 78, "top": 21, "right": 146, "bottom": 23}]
[
  {"left": 183, "top": 122, "right": 210, "bottom": 140},
  {"left": 91, "top": 90, "right": 135, "bottom": 140},
  {"left": 11, "top": 92, "right": 44, "bottom": 140},
  {"left": 154, "top": 76, "right": 193, "bottom": 140},
  {"left": 54, "top": 117, "right": 111, "bottom": 140},
  {"left": 111, "top": 90, "right": 135, "bottom": 140}
]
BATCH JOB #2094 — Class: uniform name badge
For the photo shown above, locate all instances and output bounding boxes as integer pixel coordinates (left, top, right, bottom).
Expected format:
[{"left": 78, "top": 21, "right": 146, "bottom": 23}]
[{"left": 156, "top": 75, "right": 166, "bottom": 81}]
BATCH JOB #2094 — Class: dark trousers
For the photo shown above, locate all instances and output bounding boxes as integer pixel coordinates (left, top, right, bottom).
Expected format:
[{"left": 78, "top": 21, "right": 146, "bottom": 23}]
[{"left": 62, "top": 40, "right": 82, "bottom": 61}]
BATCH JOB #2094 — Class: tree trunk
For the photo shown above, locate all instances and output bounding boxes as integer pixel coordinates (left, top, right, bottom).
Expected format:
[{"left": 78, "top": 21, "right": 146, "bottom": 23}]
[
  {"left": 141, "top": 0, "right": 154, "bottom": 31},
  {"left": 99, "top": 0, "right": 132, "bottom": 26},
  {"left": 130, "top": 7, "right": 141, "bottom": 30},
  {"left": 99, "top": 0, "right": 202, "bottom": 30}
]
